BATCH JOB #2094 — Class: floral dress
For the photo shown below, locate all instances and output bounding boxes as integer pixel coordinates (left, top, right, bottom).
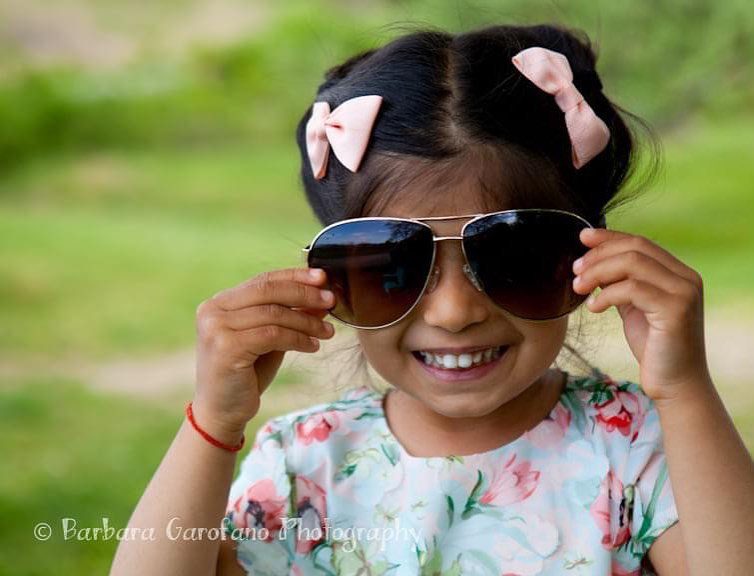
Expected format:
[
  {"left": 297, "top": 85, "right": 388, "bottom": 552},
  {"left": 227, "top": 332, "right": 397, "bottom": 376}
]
[{"left": 223, "top": 369, "right": 679, "bottom": 575}]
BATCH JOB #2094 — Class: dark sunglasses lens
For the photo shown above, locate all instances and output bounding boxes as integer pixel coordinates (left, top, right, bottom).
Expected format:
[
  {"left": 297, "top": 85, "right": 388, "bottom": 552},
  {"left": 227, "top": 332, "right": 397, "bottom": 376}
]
[
  {"left": 464, "top": 211, "right": 589, "bottom": 320},
  {"left": 307, "top": 220, "right": 434, "bottom": 328}
]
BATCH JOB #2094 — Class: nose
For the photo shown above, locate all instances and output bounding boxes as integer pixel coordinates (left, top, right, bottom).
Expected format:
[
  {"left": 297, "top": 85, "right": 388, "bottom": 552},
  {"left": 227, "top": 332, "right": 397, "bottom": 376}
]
[{"left": 418, "top": 245, "right": 489, "bottom": 332}]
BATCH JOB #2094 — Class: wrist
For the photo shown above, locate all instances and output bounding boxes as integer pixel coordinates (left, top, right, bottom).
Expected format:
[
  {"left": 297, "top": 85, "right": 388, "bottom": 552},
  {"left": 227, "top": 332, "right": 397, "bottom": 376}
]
[
  {"left": 187, "top": 401, "right": 247, "bottom": 448},
  {"left": 652, "top": 372, "right": 718, "bottom": 415}
]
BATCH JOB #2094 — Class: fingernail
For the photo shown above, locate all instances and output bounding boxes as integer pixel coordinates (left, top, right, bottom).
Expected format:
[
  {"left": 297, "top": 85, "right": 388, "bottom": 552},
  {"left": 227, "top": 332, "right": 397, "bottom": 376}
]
[
  {"left": 309, "top": 268, "right": 323, "bottom": 279},
  {"left": 320, "top": 289, "right": 334, "bottom": 303},
  {"left": 573, "top": 258, "right": 583, "bottom": 272}
]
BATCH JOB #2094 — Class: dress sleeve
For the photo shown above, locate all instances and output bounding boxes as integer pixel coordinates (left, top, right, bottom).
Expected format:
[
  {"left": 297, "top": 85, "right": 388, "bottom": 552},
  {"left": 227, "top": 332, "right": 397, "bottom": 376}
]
[
  {"left": 223, "top": 415, "right": 297, "bottom": 575},
  {"left": 617, "top": 381, "right": 680, "bottom": 566}
]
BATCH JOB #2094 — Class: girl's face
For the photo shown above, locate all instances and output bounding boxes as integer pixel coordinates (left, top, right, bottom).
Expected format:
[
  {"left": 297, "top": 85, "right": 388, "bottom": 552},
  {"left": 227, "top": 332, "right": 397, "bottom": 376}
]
[{"left": 356, "top": 188, "right": 569, "bottom": 420}]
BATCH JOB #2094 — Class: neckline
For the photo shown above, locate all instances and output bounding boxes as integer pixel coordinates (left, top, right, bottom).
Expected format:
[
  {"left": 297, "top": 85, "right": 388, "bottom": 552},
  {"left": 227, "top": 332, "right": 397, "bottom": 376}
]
[{"left": 369, "top": 370, "right": 573, "bottom": 461}]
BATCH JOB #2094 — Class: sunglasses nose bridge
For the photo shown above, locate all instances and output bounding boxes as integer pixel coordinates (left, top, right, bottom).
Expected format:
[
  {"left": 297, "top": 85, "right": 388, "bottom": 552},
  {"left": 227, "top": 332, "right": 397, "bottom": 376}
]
[{"left": 426, "top": 237, "right": 484, "bottom": 294}]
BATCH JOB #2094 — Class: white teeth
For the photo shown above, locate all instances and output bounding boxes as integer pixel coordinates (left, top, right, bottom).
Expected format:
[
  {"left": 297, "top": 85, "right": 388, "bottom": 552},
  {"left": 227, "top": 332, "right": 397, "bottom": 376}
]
[{"left": 417, "top": 346, "right": 505, "bottom": 370}]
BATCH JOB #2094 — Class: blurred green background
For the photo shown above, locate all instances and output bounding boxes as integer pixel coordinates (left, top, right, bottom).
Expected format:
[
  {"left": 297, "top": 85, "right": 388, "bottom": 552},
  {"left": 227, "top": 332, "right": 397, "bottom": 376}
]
[{"left": 1, "top": 0, "right": 752, "bottom": 573}]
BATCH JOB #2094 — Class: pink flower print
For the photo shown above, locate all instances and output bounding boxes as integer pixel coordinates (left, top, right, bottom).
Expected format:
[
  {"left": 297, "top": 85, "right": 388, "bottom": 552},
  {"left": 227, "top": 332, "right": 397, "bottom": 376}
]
[
  {"left": 294, "top": 475, "right": 328, "bottom": 554},
  {"left": 525, "top": 403, "right": 571, "bottom": 449},
  {"left": 260, "top": 421, "right": 275, "bottom": 435},
  {"left": 589, "top": 470, "right": 631, "bottom": 549},
  {"left": 479, "top": 454, "right": 541, "bottom": 507},
  {"left": 594, "top": 388, "right": 644, "bottom": 442},
  {"left": 295, "top": 411, "right": 341, "bottom": 445},
  {"left": 230, "top": 479, "right": 287, "bottom": 541}
]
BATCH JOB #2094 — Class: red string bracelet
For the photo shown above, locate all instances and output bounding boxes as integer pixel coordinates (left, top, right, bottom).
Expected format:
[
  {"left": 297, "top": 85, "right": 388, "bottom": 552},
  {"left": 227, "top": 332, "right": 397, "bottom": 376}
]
[{"left": 185, "top": 402, "right": 245, "bottom": 453}]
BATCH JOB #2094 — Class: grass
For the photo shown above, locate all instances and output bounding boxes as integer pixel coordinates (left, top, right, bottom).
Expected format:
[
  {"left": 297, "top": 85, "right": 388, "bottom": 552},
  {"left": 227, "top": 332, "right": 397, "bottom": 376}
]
[
  {"left": 0, "top": 375, "right": 277, "bottom": 575},
  {"left": 0, "top": 143, "right": 321, "bottom": 360}
]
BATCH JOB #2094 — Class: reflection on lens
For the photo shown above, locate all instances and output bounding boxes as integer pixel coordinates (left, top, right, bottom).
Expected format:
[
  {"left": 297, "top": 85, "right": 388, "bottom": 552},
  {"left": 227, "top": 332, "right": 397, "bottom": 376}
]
[
  {"left": 308, "top": 219, "right": 434, "bottom": 328},
  {"left": 464, "top": 210, "right": 589, "bottom": 320}
]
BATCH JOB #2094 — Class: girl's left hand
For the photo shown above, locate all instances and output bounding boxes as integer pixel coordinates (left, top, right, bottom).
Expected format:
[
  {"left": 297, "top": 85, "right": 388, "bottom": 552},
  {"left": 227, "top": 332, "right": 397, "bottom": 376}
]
[{"left": 572, "top": 228, "right": 711, "bottom": 404}]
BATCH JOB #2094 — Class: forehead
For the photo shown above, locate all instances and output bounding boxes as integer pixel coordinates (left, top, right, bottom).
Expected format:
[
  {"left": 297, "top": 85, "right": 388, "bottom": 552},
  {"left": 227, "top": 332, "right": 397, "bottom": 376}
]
[
  {"left": 365, "top": 150, "right": 516, "bottom": 220},
  {"left": 358, "top": 143, "right": 578, "bottom": 226},
  {"left": 378, "top": 187, "right": 499, "bottom": 220}
]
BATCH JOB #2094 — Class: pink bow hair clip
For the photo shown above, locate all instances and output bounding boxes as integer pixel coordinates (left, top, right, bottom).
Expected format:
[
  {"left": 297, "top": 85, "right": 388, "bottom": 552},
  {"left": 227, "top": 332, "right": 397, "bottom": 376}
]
[
  {"left": 305, "top": 94, "right": 383, "bottom": 180},
  {"left": 511, "top": 46, "right": 610, "bottom": 169}
]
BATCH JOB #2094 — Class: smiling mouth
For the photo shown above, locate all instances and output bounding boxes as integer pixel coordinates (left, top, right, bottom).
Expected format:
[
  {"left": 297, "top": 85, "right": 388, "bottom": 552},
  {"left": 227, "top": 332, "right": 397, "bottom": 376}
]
[{"left": 411, "top": 345, "right": 508, "bottom": 370}]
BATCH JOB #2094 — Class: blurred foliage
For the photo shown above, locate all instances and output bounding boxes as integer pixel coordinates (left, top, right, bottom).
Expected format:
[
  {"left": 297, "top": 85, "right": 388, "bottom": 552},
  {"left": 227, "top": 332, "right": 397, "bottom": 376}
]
[
  {"left": 0, "top": 0, "right": 752, "bottom": 174},
  {"left": 0, "top": 1, "right": 379, "bottom": 172},
  {"left": 398, "top": 0, "right": 754, "bottom": 120}
]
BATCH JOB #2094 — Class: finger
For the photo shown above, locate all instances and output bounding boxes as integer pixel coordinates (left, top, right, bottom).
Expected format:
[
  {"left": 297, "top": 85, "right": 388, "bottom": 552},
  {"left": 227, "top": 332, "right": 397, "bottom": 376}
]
[
  {"left": 576, "top": 229, "right": 702, "bottom": 287},
  {"left": 238, "top": 324, "right": 323, "bottom": 356},
  {"left": 573, "top": 250, "right": 691, "bottom": 297},
  {"left": 587, "top": 278, "right": 671, "bottom": 315},
  {"left": 293, "top": 269, "right": 330, "bottom": 313},
  {"left": 291, "top": 307, "right": 331, "bottom": 320},
  {"left": 224, "top": 304, "right": 335, "bottom": 339},
  {"left": 213, "top": 269, "right": 335, "bottom": 311},
  {"left": 212, "top": 267, "right": 328, "bottom": 308}
]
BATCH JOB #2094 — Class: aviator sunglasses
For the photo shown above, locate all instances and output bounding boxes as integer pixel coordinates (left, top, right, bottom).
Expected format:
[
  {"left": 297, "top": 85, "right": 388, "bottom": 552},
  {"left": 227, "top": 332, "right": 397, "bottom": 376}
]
[{"left": 302, "top": 209, "right": 597, "bottom": 329}]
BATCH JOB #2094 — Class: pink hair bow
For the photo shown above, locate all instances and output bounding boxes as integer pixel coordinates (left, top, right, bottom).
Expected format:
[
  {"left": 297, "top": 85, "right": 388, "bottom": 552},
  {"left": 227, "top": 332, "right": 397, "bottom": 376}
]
[
  {"left": 305, "top": 94, "right": 383, "bottom": 180},
  {"left": 511, "top": 47, "right": 610, "bottom": 169}
]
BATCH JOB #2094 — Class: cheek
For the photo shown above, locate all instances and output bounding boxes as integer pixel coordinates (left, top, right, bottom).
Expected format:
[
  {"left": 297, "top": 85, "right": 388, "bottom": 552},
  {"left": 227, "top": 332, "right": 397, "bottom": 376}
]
[
  {"left": 357, "top": 332, "right": 407, "bottom": 380},
  {"left": 516, "top": 318, "right": 569, "bottom": 362}
]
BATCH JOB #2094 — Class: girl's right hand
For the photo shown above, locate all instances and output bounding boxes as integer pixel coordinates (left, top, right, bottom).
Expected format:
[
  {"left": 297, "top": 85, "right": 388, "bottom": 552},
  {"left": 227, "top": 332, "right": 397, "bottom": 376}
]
[{"left": 191, "top": 268, "right": 335, "bottom": 443}]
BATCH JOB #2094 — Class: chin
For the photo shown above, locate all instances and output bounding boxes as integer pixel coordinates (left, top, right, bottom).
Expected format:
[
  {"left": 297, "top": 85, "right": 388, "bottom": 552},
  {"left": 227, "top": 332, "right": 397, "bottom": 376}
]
[{"left": 422, "top": 388, "right": 513, "bottom": 419}]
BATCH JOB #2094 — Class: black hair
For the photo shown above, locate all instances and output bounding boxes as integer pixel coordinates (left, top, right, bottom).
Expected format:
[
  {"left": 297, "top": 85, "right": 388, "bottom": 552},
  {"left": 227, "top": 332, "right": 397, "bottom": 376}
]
[{"left": 294, "top": 22, "right": 662, "bottom": 386}]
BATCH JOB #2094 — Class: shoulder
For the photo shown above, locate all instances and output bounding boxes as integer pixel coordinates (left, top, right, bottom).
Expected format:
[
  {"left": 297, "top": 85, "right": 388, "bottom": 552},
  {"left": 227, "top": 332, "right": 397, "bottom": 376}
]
[
  {"left": 561, "top": 368, "right": 668, "bottom": 480},
  {"left": 229, "top": 385, "right": 383, "bottom": 500},
  {"left": 562, "top": 370, "right": 679, "bottom": 564},
  {"left": 563, "top": 368, "right": 657, "bottom": 445},
  {"left": 250, "top": 384, "right": 384, "bottom": 454},
  {"left": 563, "top": 369, "right": 673, "bottom": 495}
]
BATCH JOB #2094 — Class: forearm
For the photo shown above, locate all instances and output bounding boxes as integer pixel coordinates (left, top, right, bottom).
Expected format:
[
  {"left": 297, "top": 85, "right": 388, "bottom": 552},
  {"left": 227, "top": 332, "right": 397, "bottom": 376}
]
[
  {"left": 655, "top": 376, "right": 754, "bottom": 574},
  {"left": 110, "top": 416, "right": 244, "bottom": 576}
]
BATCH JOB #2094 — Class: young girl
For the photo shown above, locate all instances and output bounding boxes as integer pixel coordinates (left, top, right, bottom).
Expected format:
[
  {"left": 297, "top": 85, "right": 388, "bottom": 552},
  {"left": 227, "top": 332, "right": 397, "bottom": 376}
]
[{"left": 111, "top": 24, "right": 754, "bottom": 576}]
